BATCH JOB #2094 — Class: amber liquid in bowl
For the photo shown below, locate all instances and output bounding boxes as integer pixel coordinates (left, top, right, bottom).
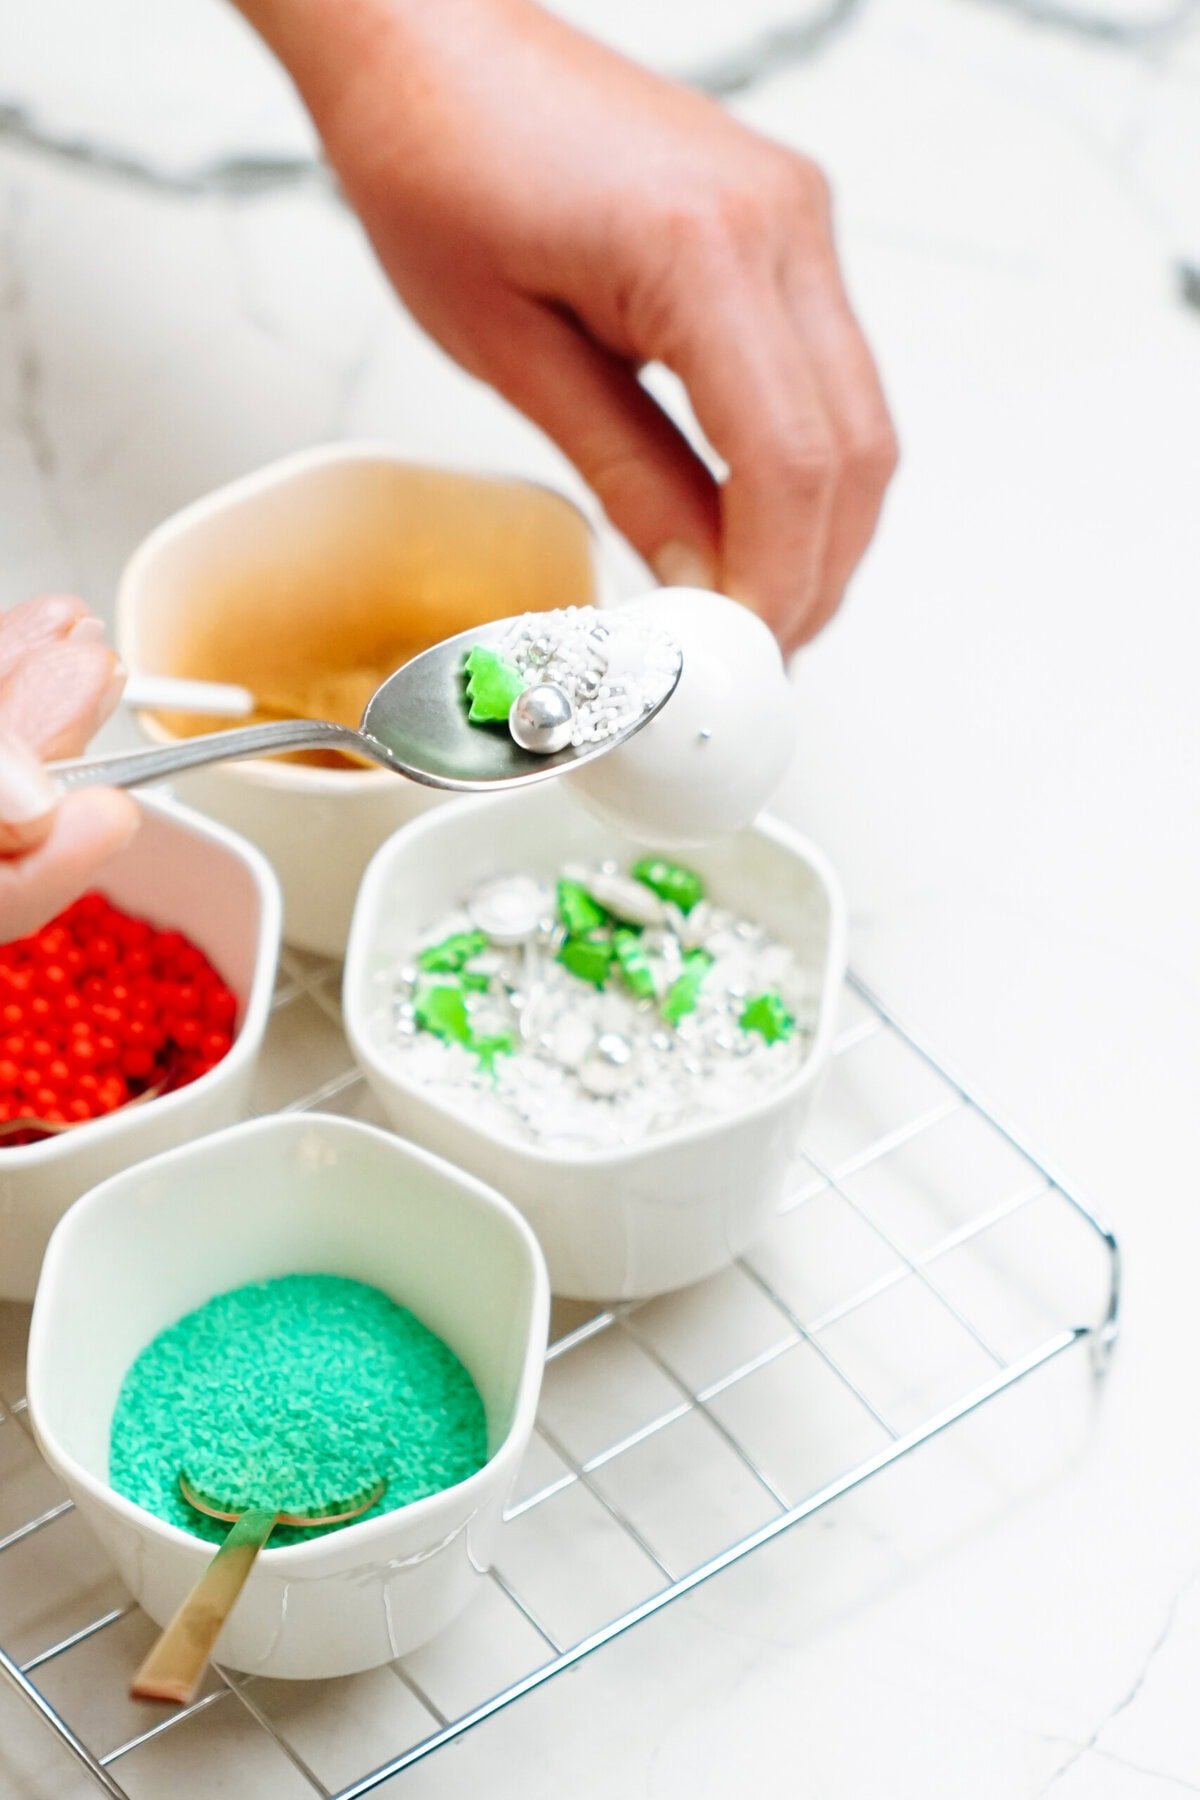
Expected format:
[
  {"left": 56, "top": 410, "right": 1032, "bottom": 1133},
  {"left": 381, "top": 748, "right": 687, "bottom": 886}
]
[{"left": 143, "top": 470, "right": 598, "bottom": 770}]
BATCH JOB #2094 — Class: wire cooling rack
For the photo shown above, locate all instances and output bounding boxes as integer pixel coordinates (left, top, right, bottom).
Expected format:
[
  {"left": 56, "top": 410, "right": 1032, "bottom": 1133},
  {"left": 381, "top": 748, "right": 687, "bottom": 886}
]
[{"left": 0, "top": 953, "right": 1120, "bottom": 1799}]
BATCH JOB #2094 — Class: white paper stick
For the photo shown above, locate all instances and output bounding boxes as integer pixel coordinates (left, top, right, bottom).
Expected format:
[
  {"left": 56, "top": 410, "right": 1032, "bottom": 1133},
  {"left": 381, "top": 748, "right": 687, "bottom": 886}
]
[{"left": 122, "top": 675, "right": 256, "bottom": 718}]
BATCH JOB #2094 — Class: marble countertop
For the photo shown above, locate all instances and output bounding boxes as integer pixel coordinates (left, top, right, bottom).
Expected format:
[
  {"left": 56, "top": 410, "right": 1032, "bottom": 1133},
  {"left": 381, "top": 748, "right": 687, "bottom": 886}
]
[{"left": 2, "top": 0, "right": 1199, "bottom": 1794}]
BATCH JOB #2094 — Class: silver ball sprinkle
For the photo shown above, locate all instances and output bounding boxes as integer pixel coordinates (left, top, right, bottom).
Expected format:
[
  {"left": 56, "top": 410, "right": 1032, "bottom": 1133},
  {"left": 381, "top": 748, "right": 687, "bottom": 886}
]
[
  {"left": 509, "top": 683, "right": 576, "bottom": 755},
  {"left": 577, "top": 1031, "right": 637, "bottom": 1097}
]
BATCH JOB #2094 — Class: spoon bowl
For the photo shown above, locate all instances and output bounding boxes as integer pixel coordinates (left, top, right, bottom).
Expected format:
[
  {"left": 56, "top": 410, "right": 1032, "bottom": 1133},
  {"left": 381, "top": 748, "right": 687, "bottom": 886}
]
[
  {"left": 131, "top": 1470, "right": 387, "bottom": 1705},
  {"left": 51, "top": 615, "right": 683, "bottom": 795},
  {"left": 178, "top": 1470, "right": 386, "bottom": 1529}
]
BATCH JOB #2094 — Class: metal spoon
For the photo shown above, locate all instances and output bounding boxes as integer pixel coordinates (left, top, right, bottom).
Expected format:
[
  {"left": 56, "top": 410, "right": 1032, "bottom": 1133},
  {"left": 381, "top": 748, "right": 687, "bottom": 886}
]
[
  {"left": 130, "top": 1471, "right": 387, "bottom": 1706},
  {"left": 51, "top": 617, "right": 682, "bottom": 794}
]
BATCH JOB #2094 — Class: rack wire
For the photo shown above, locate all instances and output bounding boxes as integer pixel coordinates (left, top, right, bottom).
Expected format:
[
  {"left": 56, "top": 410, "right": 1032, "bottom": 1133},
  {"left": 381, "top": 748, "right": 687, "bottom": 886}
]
[{"left": 0, "top": 955, "right": 1120, "bottom": 1799}]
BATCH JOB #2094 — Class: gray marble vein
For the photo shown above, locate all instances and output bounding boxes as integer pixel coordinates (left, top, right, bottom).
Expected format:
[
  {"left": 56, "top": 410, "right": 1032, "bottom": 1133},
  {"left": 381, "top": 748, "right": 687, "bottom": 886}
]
[
  {"left": 0, "top": 192, "right": 54, "bottom": 482},
  {"left": 0, "top": 187, "right": 79, "bottom": 588},
  {"left": 1178, "top": 260, "right": 1200, "bottom": 310},
  {"left": 969, "top": 0, "right": 1200, "bottom": 48},
  {"left": 677, "top": 0, "right": 867, "bottom": 97},
  {"left": 0, "top": 99, "right": 329, "bottom": 200},
  {"left": 2, "top": 0, "right": 1196, "bottom": 203},
  {"left": 1040, "top": 1565, "right": 1200, "bottom": 1793}
]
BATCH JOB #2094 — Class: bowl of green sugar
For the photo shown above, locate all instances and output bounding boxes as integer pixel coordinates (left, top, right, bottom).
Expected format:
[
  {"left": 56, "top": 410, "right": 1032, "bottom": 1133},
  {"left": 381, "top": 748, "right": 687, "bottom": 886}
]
[{"left": 26, "top": 1112, "right": 549, "bottom": 1680}]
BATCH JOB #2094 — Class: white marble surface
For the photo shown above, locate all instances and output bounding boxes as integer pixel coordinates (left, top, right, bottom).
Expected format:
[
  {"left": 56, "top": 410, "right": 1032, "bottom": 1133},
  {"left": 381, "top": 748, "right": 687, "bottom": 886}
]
[{"left": 2, "top": 0, "right": 1200, "bottom": 1794}]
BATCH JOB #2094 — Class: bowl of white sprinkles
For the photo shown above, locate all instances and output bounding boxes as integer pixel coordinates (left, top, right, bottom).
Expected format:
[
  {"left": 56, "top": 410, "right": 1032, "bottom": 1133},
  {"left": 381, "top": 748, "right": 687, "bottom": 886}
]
[{"left": 345, "top": 786, "right": 846, "bottom": 1299}]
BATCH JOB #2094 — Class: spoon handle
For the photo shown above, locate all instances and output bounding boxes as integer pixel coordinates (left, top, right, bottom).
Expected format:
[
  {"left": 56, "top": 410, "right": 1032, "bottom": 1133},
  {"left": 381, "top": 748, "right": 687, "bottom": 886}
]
[
  {"left": 48, "top": 720, "right": 375, "bottom": 789},
  {"left": 130, "top": 1507, "right": 277, "bottom": 1705}
]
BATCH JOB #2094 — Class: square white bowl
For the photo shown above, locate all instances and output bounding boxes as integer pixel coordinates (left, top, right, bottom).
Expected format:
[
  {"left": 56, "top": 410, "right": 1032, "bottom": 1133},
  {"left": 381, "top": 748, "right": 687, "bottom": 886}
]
[
  {"left": 116, "top": 443, "right": 603, "bottom": 956},
  {"left": 344, "top": 786, "right": 848, "bottom": 1301},
  {"left": 0, "top": 794, "right": 281, "bottom": 1302},
  {"left": 27, "top": 1112, "right": 549, "bottom": 1680}
]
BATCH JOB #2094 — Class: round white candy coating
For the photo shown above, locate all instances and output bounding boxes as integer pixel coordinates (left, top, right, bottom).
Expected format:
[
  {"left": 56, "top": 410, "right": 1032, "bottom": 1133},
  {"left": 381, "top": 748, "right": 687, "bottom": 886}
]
[{"left": 565, "top": 589, "right": 795, "bottom": 846}]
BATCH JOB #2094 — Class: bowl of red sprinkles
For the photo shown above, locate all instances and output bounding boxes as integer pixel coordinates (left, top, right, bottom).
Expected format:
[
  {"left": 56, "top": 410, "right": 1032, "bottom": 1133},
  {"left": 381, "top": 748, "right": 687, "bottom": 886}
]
[
  {"left": 0, "top": 892, "right": 240, "bottom": 1143},
  {"left": 1, "top": 794, "right": 280, "bottom": 1301}
]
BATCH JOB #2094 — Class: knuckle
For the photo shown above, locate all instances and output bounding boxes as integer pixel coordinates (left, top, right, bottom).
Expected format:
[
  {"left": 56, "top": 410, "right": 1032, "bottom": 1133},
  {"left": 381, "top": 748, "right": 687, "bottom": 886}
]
[
  {"left": 648, "top": 153, "right": 833, "bottom": 281},
  {"left": 768, "top": 427, "right": 840, "bottom": 501},
  {"left": 657, "top": 183, "right": 773, "bottom": 268},
  {"left": 657, "top": 199, "right": 720, "bottom": 261},
  {"left": 578, "top": 440, "right": 650, "bottom": 513},
  {"left": 845, "top": 422, "right": 900, "bottom": 487},
  {"left": 774, "top": 152, "right": 831, "bottom": 221},
  {"left": 711, "top": 183, "right": 774, "bottom": 257}
]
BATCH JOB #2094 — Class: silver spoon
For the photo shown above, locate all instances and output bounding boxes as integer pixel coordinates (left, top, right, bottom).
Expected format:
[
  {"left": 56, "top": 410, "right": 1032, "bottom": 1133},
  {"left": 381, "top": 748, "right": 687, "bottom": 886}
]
[{"left": 50, "top": 616, "right": 682, "bottom": 794}]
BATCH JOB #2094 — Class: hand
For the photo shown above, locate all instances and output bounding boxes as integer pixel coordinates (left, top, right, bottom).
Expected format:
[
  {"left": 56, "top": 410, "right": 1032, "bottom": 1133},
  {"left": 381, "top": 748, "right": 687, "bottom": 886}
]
[
  {"left": 238, "top": 0, "right": 897, "bottom": 651},
  {"left": 0, "top": 597, "right": 139, "bottom": 943}
]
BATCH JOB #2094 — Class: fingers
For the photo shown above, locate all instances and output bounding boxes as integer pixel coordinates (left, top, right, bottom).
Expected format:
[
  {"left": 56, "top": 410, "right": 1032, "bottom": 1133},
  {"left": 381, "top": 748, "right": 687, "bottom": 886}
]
[
  {"left": 457, "top": 290, "right": 722, "bottom": 590},
  {"left": 782, "top": 249, "right": 897, "bottom": 643},
  {"left": 0, "top": 640, "right": 125, "bottom": 761},
  {"left": 0, "top": 733, "right": 58, "bottom": 855},
  {"left": 605, "top": 167, "right": 896, "bottom": 650},
  {"left": 0, "top": 599, "right": 134, "bottom": 942},
  {"left": 0, "top": 594, "right": 93, "bottom": 681},
  {"left": 655, "top": 267, "right": 839, "bottom": 650},
  {"left": 0, "top": 788, "right": 140, "bottom": 944}
]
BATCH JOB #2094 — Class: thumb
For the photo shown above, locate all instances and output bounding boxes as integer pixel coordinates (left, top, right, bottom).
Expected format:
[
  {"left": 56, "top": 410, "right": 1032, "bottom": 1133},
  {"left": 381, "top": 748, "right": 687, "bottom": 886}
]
[
  {"left": 471, "top": 293, "right": 720, "bottom": 588},
  {"left": 1, "top": 788, "right": 140, "bottom": 942},
  {"left": 0, "top": 732, "right": 57, "bottom": 855}
]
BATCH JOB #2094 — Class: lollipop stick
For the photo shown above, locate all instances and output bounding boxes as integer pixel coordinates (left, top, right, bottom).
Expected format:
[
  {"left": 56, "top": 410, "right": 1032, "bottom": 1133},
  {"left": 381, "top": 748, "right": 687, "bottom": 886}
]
[{"left": 130, "top": 1507, "right": 276, "bottom": 1705}]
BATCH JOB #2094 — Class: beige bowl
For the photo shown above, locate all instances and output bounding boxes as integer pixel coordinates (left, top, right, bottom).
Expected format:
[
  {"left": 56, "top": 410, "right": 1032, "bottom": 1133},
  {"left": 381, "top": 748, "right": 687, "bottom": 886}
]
[{"left": 116, "top": 443, "right": 601, "bottom": 955}]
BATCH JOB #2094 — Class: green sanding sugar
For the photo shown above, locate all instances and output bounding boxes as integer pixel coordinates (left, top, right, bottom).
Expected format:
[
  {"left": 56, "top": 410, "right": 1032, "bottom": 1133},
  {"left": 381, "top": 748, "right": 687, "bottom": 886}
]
[{"left": 108, "top": 1274, "right": 488, "bottom": 1547}]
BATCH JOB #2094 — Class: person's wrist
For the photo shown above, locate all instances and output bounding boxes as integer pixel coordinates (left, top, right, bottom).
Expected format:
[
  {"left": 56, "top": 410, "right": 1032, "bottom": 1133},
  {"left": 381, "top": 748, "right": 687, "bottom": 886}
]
[
  {"left": 232, "top": 0, "right": 520, "bottom": 138},
  {"left": 232, "top": 0, "right": 393, "bottom": 123}
]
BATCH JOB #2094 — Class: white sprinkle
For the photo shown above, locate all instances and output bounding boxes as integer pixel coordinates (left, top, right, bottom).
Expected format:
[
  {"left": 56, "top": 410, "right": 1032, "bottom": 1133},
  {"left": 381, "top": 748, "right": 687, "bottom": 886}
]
[{"left": 490, "top": 605, "right": 679, "bottom": 748}]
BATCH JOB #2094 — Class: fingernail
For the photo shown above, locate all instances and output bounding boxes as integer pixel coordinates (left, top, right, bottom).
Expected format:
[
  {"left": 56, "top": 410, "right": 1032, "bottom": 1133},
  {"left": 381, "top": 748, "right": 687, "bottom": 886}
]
[
  {"left": 95, "top": 657, "right": 128, "bottom": 728},
  {"left": 0, "top": 732, "right": 58, "bottom": 850},
  {"left": 651, "top": 541, "right": 716, "bottom": 592},
  {"left": 68, "top": 615, "right": 108, "bottom": 646}
]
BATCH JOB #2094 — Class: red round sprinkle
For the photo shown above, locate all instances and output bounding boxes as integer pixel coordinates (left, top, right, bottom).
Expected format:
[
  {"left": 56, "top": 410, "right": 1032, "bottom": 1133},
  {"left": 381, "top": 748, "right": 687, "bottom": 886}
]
[{"left": 0, "top": 892, "right": 239, "bottom": 1144}]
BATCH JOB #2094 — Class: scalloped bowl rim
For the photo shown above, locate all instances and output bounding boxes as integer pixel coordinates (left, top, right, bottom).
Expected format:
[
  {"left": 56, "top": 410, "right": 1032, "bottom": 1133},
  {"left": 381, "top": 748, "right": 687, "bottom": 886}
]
[{"left": 26, "top": 1112, "right": 550, "bottom": 1572}]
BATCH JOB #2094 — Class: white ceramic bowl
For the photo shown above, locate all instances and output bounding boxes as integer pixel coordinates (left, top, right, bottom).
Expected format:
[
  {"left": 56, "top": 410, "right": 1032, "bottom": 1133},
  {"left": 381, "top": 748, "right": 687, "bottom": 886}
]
[
  {"left": 27, "top": 1112, "right": 549, "bottom": 1680},
  {"left": 344, "top": 787, "right": 847, "bottom": 1301},
  {"left": 0, "top": 795, "right": 280, "bottom": 1303},
  {"left": 116, "top": 443, "right": 602, "bottom": 956}
]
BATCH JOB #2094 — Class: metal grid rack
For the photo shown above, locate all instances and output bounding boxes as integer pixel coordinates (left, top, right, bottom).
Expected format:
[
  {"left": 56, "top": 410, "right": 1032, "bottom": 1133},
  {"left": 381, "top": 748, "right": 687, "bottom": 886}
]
[{"left": 0, "top": 956, "right": 1120, "bottom": 1800}]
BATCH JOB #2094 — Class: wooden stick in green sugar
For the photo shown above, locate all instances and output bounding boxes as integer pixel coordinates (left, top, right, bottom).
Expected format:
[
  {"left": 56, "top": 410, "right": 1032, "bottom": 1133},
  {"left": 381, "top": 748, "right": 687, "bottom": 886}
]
[
  {"left": 130, "top": 1473, "right": 385, "bottom": 1706},
  {"left": 130, "top": 1505, "right": 276, "bottom": 1705}
]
